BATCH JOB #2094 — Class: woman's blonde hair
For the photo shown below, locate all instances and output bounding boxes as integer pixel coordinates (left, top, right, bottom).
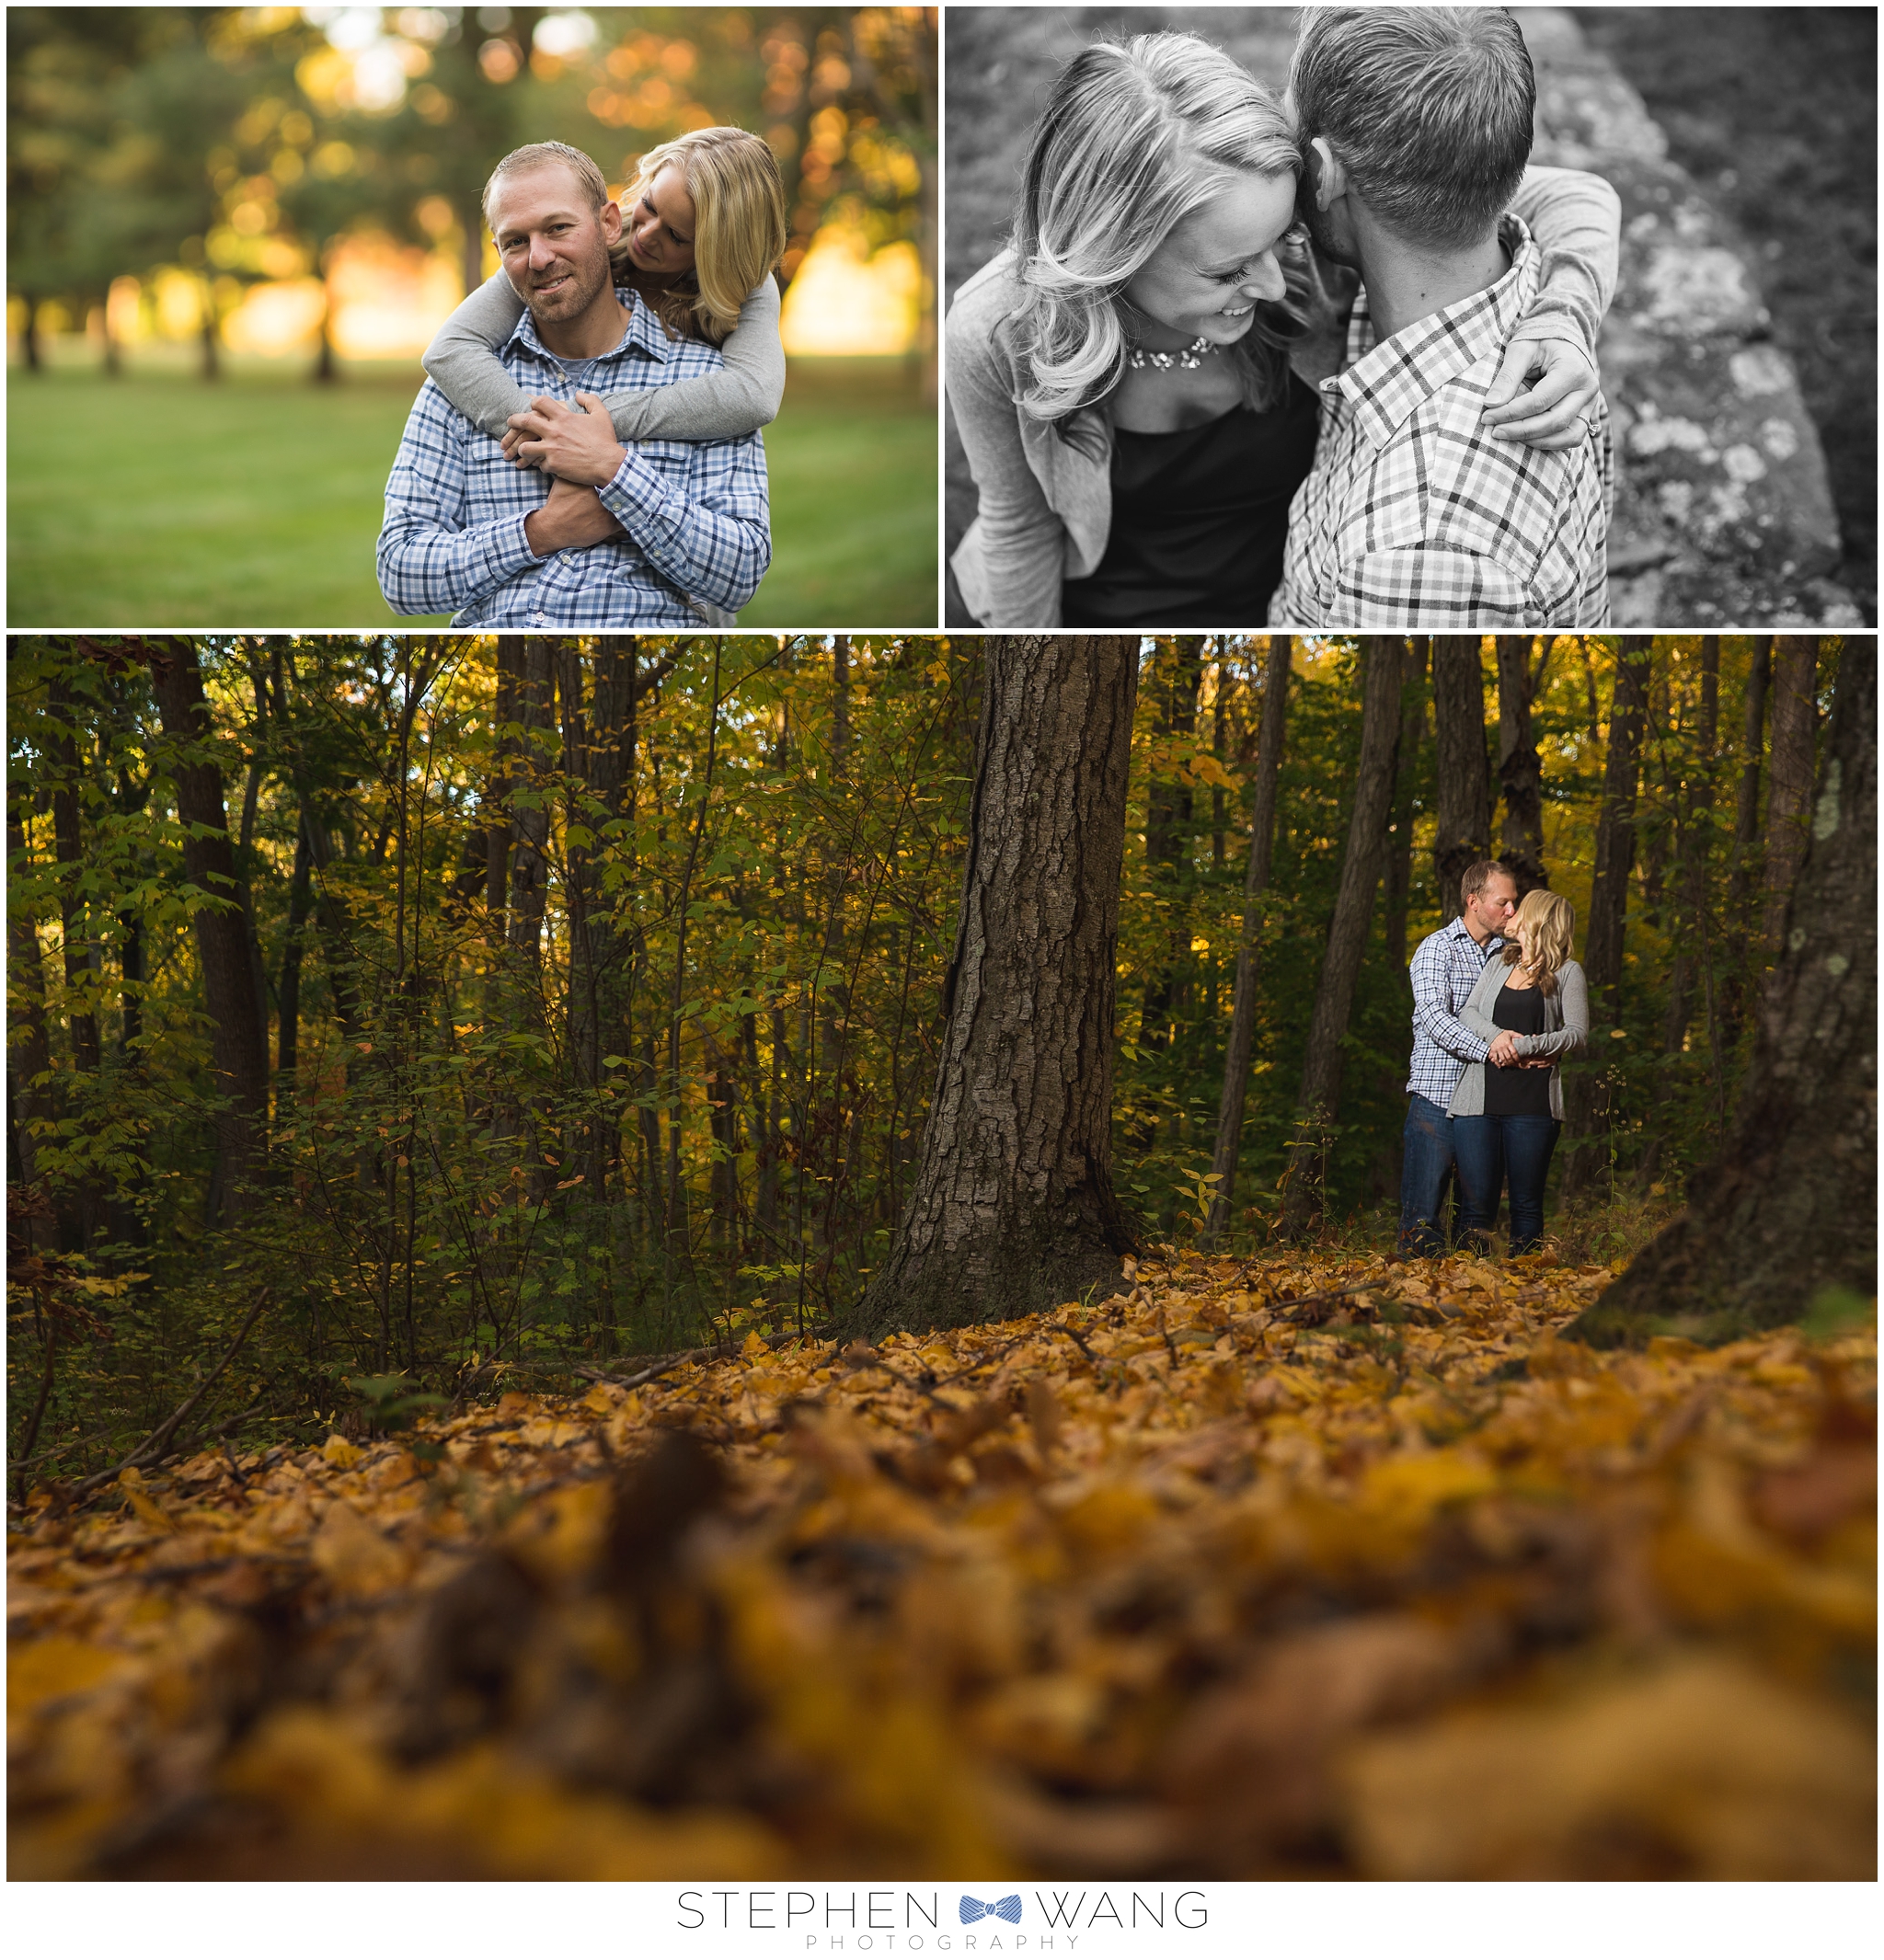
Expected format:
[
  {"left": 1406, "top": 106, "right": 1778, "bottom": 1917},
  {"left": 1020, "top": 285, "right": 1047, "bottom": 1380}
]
[
  {"left": 1503, "top": 888, "right": 1576, "bottom": 996},
  {"left": 615, "top": 127, "right": 787, "bottom": 345},
  {"left": 1010, "top": 32, "right": 1306, "bottom": 427}
]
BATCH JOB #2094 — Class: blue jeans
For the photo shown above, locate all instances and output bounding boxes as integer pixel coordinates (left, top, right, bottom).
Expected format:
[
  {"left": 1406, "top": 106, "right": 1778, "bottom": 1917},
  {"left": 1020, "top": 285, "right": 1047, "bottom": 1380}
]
[
  {"left": 1399, "top": 1095, "right": 1459, "bottom": 1255},
  {"left": 1453, "top": 1114, "right": 1562, "bottom": 1254}
]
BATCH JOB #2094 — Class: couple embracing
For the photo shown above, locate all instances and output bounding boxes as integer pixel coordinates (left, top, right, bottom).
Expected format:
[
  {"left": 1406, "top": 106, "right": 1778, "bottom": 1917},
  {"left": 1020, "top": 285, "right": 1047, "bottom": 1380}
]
[
  {"left": 948, "top": 6, "right": 1615, "bottom": 629},
  {"left": 1404, "top": 863, "right": 1588, "bottom": 1259},
  {"left": 377, "top": 128, "right": 785, "bottom": 628}
]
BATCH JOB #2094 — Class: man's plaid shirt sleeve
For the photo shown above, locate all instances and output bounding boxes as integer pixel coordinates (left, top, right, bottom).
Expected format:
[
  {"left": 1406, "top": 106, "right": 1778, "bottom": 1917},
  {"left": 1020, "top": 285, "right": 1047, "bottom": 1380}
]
[
  {"left": 377, "top": 381, "right": 539, "bottom": 616},
  {"left": 1409, "top": 931, "right": 1491, "bottom": 1078},
  {"left": 596, "top": 433, "right": 769, "bottom": 612}
]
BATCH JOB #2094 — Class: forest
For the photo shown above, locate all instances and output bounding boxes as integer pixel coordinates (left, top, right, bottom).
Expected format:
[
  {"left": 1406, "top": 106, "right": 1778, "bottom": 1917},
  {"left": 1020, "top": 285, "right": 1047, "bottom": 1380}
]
[
  {"left": 5, "top": 632, "right": 1863, "bottom": 1473},
  {"left": 6, "top": 632, "right": 1874, "bottom": 1882}
]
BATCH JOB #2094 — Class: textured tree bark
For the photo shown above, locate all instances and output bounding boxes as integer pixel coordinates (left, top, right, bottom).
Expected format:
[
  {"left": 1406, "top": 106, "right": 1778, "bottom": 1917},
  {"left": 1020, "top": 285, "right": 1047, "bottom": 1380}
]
[
  {"left": 1571, "top": 647, "right": 1873, "bottom": 1344},
  {"left": 1559, "top": 641, "right": 1651, "bottom": 1204},
  {"left": 1759, "top": 636, "right": 1820, "bottom": 956},
  {"left": 1494, "top": 635, "right": 1551, "bottom": 896},
  {"left": 856, "top": 636, "right": 1141, "bottom": 1336},
  {"left": 1280, "top": 637, "right": 1403, "bottom": 1235},
  {"left": 1202, "top": 636, "right": 1292, "bottom": 1247},
  {"left": 150, "top": 640, "right": 270, "bottom": 1222},
  {"left": 1430, "top": 636, "right": 1492, "bottom": 923}
]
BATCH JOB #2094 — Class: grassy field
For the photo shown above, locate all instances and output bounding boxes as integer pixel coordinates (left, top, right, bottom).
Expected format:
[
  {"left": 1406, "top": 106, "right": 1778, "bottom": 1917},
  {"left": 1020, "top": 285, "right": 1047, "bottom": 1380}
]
[{"left": 6, "top": 350, "right": 936, "bottom": 627}]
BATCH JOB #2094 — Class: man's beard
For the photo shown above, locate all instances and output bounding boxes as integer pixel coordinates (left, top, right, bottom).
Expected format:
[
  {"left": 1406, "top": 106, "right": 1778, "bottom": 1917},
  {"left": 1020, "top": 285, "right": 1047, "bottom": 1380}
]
[{"left": 524, "top": 245, "right": 612, "bottom": 324}]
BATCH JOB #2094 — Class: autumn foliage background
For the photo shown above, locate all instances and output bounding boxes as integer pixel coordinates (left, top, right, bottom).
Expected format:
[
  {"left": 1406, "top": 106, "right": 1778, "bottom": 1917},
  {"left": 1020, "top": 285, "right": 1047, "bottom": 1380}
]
[{"left": 7, "top": 632, "right": 1874, "bottom": 1879}]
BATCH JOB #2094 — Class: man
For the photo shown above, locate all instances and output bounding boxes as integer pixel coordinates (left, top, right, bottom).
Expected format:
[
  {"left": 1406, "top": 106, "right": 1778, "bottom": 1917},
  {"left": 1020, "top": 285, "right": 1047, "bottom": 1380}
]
[
  {"left": 1402, "top": 860, "right": 1519, "bottom": 1254},
  {"left": 1274, "top": 7, "right": 1612, "bottom": 628},
  {"left": 377, "top": 141, "right": 768, "bottom": 627}
]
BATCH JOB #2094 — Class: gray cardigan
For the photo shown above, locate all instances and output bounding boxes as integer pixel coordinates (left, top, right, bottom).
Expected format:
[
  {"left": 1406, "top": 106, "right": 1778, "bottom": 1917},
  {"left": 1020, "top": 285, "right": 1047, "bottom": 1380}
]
[
  {"left": 1447, "top": 957, "right": 1588, "bottom": 1121},
  {"left": 945, "top": 166, "right": 1622, "bottom": 628}
]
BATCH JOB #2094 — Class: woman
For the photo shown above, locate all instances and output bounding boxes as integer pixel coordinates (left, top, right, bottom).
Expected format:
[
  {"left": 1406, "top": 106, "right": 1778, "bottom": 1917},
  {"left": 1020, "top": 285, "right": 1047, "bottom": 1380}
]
[
  {"left": 946, "top": 31, "right": 1618, "bottom": 628},
  {"left": 1449, "top": 889, "right": 1588, "bottom": 1255},
  {"left": 422, "top": 127, "right": 787, "bottom": 473}
]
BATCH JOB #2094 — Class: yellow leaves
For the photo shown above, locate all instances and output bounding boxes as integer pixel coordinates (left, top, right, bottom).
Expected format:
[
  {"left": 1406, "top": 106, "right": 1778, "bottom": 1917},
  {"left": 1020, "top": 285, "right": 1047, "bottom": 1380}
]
[
  {"left": 117, "top": 1469, "right": 176, "bottom": 1533},
  {"left": 6, "top": 1638, "right": 130, "bottom": 1721},
  {"left": 6, "top": 1252, "right": 1874, "bottom": 1881},
  {"left": 311, "top": 1501, "right": 412, "bottom": 1596},
  {"left": 1340, "top": 1654, "right": 1875, "bottom": 1880}
]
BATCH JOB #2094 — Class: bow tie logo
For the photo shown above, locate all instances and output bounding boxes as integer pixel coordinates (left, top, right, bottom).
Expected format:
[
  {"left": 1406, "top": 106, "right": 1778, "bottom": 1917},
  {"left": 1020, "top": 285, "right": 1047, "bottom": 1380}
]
[{"left": 959, "top": 1896, "right": 1023, "bottom": 1926}]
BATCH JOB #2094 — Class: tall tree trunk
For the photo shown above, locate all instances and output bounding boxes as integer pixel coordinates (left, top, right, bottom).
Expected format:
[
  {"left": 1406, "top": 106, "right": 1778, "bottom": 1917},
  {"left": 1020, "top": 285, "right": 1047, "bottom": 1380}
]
[
  {"left": 857, "top": 635, "right": 1141, "bottom": 1336},
  {"left": 1559, "top": 641, "right": 1651, "bottom": 1205},
  {"left": 819, "top": 634, "right": 853, "bottom": 1102},
  {"left": 1202, "top": 636, "right": 1291, "bottom": 1246},
  {"left": 506, "top": 637, "right": 555, "bottom": 967},
  {"left": 47, "top": 677, "right": 101, "bottom": 1078},
  {"left": 1139, "top": 638, "right": 1203, "bottom": 1051},
  {"left": 275, "top": 811, "right": 314, "bottom": 1106},
  {"left": 1383, "top": 636, "right": 1428, "bottom": 972},
  {"left": 1719, "top": 636, "right": 1774, "bottom": 1049},
  {"left": 1280, "top": 637, "right": 1403, "bottom": 1236},
  {"left": 6, "top": 807, "right": 56, "bottom": 1198},
  {"left": 1494, "top": 635, "right": 1551, "bottom": 895},
  {"left": 1759, "top": 636, "right": 1820, "bottom": 957},
  {"left": 149, "top": 640, "right": 270, "bottom": 1222},
  {"left": 1430, "top": 636, "right": 1492, "bottom": 923},
  {"left": 1660, "top": 637, "right": 1720, "bottom": 1060},
  {"left": 1572, "top": 645, "right": 1871, "bottom": 1344}
]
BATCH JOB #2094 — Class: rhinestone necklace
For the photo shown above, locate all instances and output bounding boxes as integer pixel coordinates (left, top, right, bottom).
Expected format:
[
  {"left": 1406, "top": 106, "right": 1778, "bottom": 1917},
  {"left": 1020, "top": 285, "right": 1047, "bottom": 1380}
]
[{"left": 1125, "top": 336, "right": 1216, "bottom": 372}]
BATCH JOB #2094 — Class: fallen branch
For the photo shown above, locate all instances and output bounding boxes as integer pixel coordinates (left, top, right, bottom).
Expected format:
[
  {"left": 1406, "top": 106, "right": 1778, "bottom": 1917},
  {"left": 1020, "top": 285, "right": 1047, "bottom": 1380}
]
[{"left": 70, "top": 1290, "right": 271, "bottom": 1501}]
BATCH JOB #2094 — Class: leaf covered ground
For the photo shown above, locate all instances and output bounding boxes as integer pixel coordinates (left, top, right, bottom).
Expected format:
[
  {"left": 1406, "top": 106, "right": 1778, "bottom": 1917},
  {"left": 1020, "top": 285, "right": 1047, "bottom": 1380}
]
[{"left": 9, "top": 1252, "right": 1876, "bottom": 1881}]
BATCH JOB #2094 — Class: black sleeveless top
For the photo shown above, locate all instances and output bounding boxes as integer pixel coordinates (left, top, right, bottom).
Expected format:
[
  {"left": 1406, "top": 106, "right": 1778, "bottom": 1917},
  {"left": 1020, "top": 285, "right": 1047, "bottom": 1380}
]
[
  {"left": 1484, "top": 980, "right": 1552, "bottom": 1117},
  {"left": 1061, "top": 371, "right": 1320, "bottom": 628}
]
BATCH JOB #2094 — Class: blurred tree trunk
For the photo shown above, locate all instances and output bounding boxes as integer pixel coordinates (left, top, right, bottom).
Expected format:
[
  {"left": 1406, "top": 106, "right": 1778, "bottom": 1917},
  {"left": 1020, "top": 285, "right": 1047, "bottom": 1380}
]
[
  {"left": 1281, "top": 637, "right": 1402, "bottom": 1236},
  {"left": 857, "top": 635, "right": 1141, "bottom": 1336},
  {"left": 1759, "top": 636, "right": 1820, "bottom": 956},
  {"left": 149, "top": 639, "right": 269, "bottom": 1222},
  {"left": 1559, "top": 640, "right": 1652, "bottom": 1206},
  {"left": 1572, "top": 646, "right": 1872, "bottom": 1344},
  {"left": 1202, "top": 636, "right": 1291, "bottom": 1246},
  {"left": 1430, "top": 636, "right": 1491, "bottom": 923},
  {"left": 1494, "top": 635, "right": 1551, "bottom": 895}
]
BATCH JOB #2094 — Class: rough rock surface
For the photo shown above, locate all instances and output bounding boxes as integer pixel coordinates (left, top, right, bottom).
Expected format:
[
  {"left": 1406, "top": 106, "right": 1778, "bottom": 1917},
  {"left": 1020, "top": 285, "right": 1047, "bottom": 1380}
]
[
  {"left": 1524, "top": 10, "right": 1862, "bottom": 625},
  {"left": 943, "top": 5, "right": 1861, "bottom": 627}
]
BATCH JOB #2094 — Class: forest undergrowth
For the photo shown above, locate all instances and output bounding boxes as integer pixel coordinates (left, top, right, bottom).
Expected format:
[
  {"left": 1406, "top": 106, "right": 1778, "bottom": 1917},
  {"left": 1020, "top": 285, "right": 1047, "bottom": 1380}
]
[{"left": 9, "top": 1249, "right": 1874, "bottom": 1881}]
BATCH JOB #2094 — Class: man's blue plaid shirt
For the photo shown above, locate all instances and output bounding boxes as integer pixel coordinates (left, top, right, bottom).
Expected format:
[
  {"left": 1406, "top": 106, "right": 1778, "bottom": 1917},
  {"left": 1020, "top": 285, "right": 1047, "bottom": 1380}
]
[
  {"left": 1406, "top": 916, "right": 1506, "bottom": 1107},
  {"left": 377, "top": 286, "right": 769, "bottom": 627}
]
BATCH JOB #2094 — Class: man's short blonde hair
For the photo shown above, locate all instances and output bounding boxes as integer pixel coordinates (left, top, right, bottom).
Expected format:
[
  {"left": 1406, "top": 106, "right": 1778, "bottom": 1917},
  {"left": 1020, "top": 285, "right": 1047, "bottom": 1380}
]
[{"left": 482, "top": 141, "right": 610, "bottom": 227}]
